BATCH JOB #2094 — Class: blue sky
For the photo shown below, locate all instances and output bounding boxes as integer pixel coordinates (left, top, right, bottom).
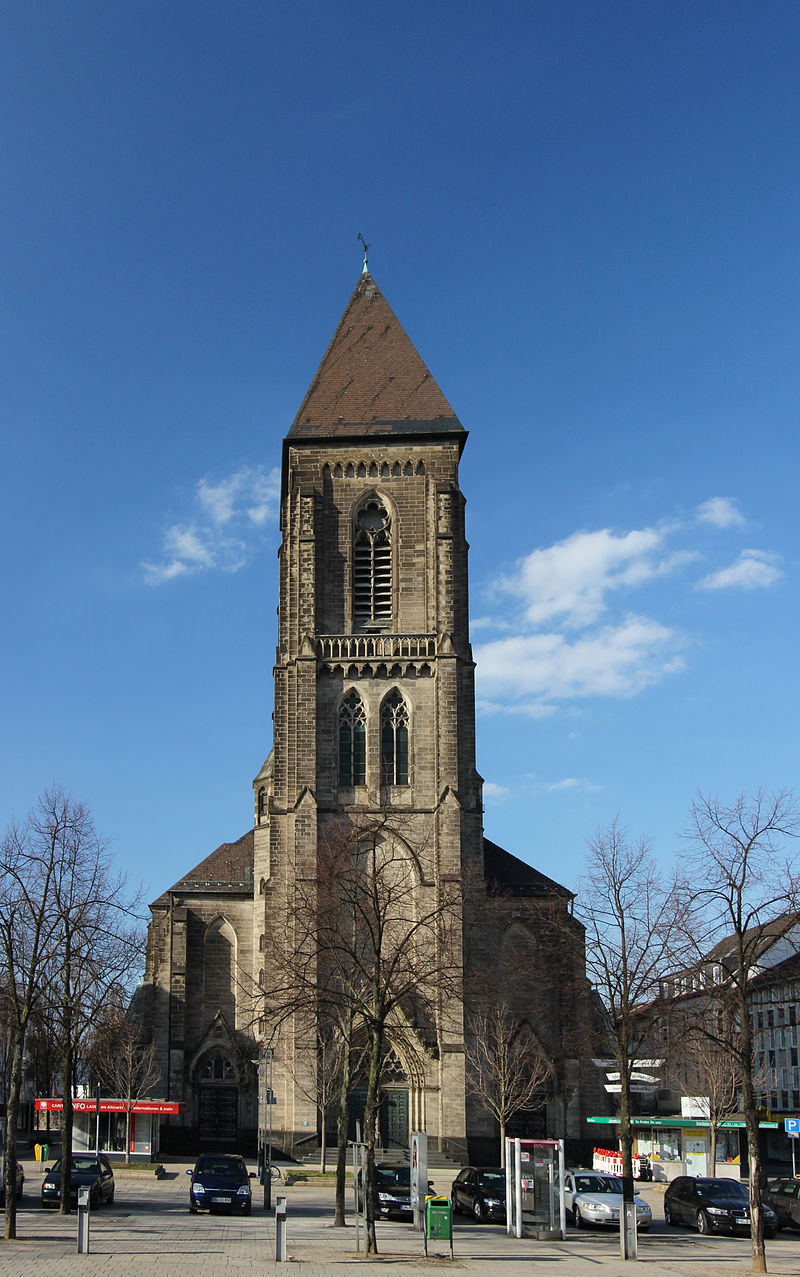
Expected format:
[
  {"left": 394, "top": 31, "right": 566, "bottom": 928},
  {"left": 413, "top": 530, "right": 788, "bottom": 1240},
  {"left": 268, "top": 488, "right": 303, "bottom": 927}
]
[{"left": 2, "top": 1, "right": 799, "bottom": 915}]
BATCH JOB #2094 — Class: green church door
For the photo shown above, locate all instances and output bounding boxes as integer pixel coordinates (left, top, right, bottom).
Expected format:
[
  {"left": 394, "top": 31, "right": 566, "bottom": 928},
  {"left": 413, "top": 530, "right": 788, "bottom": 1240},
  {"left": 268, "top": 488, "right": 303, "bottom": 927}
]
[
  {"left": 383, "top": 1089, "right": 409, "bottom": 1148},
  {"left": 199, "top": 1086, "right": 238, "bottom": 1147}
]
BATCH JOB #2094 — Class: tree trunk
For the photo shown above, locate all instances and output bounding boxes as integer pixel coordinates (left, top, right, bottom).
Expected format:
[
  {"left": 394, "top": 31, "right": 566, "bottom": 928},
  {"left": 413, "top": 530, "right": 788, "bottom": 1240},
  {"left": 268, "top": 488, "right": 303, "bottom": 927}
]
[
  {"left": 4, "top": 1036, "right": 24, "bottom": 1239},
  {"left": 499, "top": 1117, "right": 506, "bottom": 1169},
  {"left": 320, "top": 1116, "right": 327, "bottom": 1175},
  {"left": 59, "top": 998, "right": 74, "bottom": 1216},
  {"left": 618, "top": 1048, "right": 637, "bottom": 1261},
  {"left": 333, "top": 1031, "right": 353, "bottom": 1226},
  {"left": 739, "top": 992, "right": 767, "bottom": 1274},
  {"left": 710, "top": 1124, "right": 718, "bottom": 1176},
  {"left": 125, "top": 1104, "right": 132, "bottom": 1165},
  {"left": 362, "top": 1022, "right": 384, "bottom": 1256}
]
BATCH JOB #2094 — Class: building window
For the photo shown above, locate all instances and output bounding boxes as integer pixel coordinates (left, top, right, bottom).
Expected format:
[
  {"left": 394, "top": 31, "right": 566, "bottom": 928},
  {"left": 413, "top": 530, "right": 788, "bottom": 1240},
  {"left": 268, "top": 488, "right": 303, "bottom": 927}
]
[
  {"left": 201, "top": 1053, "right": 235, "bottom": 1081},
  {"left": 339, "top": 690, "right": 366, "bottom": 786},
  {"left": 380, "top": 689, "right": 409, "bottom": 786},
  {"left": 353, "top": 497, "right": 391, "bottom": 629}
]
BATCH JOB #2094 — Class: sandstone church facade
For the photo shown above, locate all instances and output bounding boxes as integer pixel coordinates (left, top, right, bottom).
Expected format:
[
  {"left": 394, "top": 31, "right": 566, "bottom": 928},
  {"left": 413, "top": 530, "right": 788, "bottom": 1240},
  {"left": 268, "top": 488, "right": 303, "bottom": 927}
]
[{"left": 141, "top": 268, "right": 593, "bottom": 1162}]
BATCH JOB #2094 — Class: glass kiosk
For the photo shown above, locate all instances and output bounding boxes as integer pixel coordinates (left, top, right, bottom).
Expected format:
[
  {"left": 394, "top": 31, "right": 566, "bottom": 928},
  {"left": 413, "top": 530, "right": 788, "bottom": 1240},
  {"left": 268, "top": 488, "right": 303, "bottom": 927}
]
[{"left": 505, "top": 1137, "right": 566, "bottom": 1239}]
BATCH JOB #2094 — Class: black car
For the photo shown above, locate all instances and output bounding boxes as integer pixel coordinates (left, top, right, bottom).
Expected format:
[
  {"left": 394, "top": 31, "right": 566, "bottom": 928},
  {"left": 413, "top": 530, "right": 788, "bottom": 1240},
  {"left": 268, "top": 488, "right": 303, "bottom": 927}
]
[
  {"left": 763, "top": 1177, "right": 800, "bottom": 1230},
  {"left": 187, "top": 1154, "right": 255, "bottom": 1214},
  {"left": 664, "top": 1176, "right": 777, "bottom": 1238},
  {"left": 357, "top": 1163, "right": 418, "bottom": 1219},
  {"left": 451, "top": 1166, "right": 506, "bottom": 1223},
  {"left": 0, "top": 1159, "right": 24, "bottom": 1206},
  {"left": 41, "top": 1155, "right": 115, "bottom": 1208}
]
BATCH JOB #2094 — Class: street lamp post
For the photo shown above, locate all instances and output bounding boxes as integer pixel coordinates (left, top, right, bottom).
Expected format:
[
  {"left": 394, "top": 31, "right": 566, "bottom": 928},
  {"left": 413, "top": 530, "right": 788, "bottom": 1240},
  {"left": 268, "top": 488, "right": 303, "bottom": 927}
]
[
  {"left": 262, "top": 1047, "right": 274, "bottom": 1211},
  {"left": 255, "top": 1028, "right": 278, "bottom": 1212}
]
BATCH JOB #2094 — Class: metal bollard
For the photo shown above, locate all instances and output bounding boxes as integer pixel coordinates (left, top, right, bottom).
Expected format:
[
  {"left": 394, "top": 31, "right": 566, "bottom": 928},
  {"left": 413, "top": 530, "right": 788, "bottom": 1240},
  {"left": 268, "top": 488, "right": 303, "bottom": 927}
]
[
  {"left": 77, "top": 1185, "right": 91, "bottom": 1254},
  {"left": 274, "top": 1194, "right": 287, "bottom": 1261}
]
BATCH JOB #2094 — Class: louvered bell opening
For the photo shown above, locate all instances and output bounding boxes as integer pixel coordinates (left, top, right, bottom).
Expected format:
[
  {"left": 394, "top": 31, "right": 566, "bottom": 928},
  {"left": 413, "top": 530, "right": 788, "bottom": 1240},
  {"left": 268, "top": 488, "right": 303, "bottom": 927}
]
[
  {"left": 372, "top": 539, "right": 392, "bottom": 618},
  {"left": 353, "top": 535, "right": 391, "bottom": 626},
  {"left": 353, "top": 543, "right": 374, "bottom": 622}
]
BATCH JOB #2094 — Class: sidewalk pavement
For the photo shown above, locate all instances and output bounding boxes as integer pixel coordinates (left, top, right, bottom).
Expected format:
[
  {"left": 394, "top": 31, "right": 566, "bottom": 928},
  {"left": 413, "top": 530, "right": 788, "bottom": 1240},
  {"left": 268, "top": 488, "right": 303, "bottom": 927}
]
[{"left": 3, "top": 1159, "right": 800, "bottom": 1277}]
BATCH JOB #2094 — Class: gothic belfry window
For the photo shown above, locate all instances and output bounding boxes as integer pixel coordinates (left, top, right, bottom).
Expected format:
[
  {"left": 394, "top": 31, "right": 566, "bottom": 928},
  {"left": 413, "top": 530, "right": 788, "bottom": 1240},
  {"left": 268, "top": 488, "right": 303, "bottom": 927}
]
[
  {"left": 353, "top": 496, "right": 391, "bottom": 629},
  {"left": 339, "top": 690, "right": 366, "bottom": 786},
  {"left": 380, "top": 689, "right": 409, "bottom": 786}
]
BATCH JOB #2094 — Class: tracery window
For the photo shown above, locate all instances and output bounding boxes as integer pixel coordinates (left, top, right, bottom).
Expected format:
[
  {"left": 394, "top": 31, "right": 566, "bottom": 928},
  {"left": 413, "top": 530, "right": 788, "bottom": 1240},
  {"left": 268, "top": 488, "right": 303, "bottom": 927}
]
[
  {"left": 339, "top": 690, "right": 366, "bottom": 786},
  {"left": 380, "top": 689, "right": 409, "bottom": 786},
  {"left": 201, "top": 1053, "right": 236, "bottom": 1081},
  {"left": 353, "top": 497, "right": 391, "bottom": 629}
]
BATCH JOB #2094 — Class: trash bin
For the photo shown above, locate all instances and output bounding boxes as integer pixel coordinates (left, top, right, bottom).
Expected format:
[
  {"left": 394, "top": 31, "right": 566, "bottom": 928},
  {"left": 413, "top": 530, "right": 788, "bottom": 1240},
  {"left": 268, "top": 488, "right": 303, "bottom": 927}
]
[
  {"left": 34, "top": 1143, "right": 42, "bottom": 1163},
  {"left": 426, "top": 1196, "right": 452, "bottom": 1240},
  {"left": 424, "top": 1196, "right": 453, "bottom": 1257},
  {"left": 42, "top": 1143, "right": 49, "bottom": 1163}
]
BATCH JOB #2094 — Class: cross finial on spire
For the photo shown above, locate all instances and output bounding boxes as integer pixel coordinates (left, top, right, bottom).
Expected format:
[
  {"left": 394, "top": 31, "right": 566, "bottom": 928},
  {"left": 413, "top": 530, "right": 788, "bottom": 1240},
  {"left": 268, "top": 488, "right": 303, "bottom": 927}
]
[{"left": 357, "top": 232, "right": 372, "bottom": 274}]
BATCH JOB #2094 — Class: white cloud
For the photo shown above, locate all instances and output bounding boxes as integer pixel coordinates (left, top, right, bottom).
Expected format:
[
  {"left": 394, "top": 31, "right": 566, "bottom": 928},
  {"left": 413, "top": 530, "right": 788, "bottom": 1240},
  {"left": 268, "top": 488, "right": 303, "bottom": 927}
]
[
  {"left": 197, "top": 467, "right": 280, "bottom": 527},
  {"left": 697, "top": 549, "right": 783, "bottom": 592},
  {"left": 476, "top": 698, "right": 558, "bottom": 719},
  {"left": 143, "top": 465, "right": 280, "bottom": 585},
  {"left": 502, "top": 526, "right": 682, "bottom": 630},
  {"left": 483, "top": 782, "right": 511, "bottom": 802},
  {"left": 474, "top": 499, "right": 782, "bottom": 713},
  {"left": 547, "top": 777, "right": 580, "bottom": 791},
  {"left": 696, "top": 497, "right": 745, "bottom": 529},
  {"left": 475, "top": 616, "right": 685, "bottom": 711}
]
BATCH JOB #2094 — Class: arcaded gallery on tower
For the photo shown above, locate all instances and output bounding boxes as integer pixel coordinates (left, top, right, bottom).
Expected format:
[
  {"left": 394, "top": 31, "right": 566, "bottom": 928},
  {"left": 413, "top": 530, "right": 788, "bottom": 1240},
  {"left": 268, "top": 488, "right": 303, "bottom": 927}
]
[{"left": 141, "top": 268, "right": 594, "bottom": 1164}]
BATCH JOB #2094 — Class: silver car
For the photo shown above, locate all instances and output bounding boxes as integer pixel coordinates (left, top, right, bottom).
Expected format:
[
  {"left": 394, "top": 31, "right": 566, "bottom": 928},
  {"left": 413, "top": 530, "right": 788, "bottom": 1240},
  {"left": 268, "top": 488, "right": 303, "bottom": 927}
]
[{"left": 564, "top": 1170, "right": 651, "bottom": 1231}]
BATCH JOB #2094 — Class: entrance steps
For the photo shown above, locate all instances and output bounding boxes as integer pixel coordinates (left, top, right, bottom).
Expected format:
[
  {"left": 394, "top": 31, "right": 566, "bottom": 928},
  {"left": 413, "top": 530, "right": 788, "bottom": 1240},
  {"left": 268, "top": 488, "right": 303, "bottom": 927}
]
[{"left": 297, "top": 1144, "right": 465, "bottom": 1171}]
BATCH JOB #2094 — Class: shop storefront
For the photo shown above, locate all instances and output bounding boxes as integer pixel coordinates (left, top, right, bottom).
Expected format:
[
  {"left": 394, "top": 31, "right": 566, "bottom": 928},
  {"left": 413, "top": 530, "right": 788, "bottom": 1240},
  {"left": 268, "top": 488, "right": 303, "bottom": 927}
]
[
  {"left": 35, "top": 1099, "right": 180, "bottom": 1161},
  {"left": 588, "top": 1115, "right": 779, "bottom": 1181}
]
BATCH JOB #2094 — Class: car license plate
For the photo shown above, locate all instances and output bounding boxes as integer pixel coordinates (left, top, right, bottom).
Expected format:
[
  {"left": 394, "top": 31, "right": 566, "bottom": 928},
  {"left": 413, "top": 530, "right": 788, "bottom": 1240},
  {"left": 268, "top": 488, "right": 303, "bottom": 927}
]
[
  {"left": 212, "top": 1195, "right": 232, "bottom": 1204},
  {"left": 735, "top": 1217, "right": 748, "bottom": 1225},
  {"left": 611, "top": 1211, "right": 618, "bottom": 1220}
]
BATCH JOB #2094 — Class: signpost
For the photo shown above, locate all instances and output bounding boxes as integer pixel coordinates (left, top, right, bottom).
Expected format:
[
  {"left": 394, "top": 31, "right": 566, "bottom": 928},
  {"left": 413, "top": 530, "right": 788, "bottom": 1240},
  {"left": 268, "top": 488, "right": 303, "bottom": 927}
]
[
  {"left": 785, "top": 1117, "right": 800, "bottom": 1177},
  {"left": 410, "top": 1131, "right": 428, "bottom": 1232}
]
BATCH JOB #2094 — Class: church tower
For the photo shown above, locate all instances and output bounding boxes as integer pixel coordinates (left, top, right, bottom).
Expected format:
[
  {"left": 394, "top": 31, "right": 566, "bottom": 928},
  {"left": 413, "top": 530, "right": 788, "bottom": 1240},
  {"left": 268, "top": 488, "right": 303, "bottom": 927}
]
[
  {"left": 142, "top": 264, "right": 589, "bottom": 1159},
  {"left": 254, "top": 267, "right": 485, "bottom": 1153}
]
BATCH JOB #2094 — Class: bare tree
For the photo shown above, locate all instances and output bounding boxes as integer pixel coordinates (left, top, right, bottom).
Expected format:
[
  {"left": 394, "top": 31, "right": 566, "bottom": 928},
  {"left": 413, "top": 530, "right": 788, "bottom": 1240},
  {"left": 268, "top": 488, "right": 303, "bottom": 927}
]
[
  {"left": 261, "top": 809, "right": 463, "bottom": 1254},
  {"left": 465, "top": 1000, "right": 552, "bottom": 1167},
  {"left": 43, "top": 797, "right": 144, "bottom": 1213},
  {"left": 575, "top": 817, "right": 682, "bottom": 1261},
  {"left": 678, "top": 788, "right": 800, "bottom": 1275},
  {"left": 0, "top": 787, "right": 143, "bottom": 1231},
  {"left": 0, "top": 790, "right": 64, "bottom": 1239},
  {"left": 86, "top": 992, "right": 159, "bottom": 1165}
]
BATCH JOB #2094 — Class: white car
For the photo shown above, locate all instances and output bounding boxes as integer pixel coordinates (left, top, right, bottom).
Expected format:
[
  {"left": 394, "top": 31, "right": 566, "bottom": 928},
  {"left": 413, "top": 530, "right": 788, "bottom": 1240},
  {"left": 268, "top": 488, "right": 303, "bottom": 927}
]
[{"left": 564, "top": 1170, "right": 651, "bottom": 1231}]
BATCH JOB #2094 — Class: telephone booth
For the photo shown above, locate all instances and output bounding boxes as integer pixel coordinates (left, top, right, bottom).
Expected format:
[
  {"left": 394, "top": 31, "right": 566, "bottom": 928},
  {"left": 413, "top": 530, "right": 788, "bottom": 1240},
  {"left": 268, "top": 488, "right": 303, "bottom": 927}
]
[{"left": 505, "top": 1137, "right": 566, "bottom": 1239}]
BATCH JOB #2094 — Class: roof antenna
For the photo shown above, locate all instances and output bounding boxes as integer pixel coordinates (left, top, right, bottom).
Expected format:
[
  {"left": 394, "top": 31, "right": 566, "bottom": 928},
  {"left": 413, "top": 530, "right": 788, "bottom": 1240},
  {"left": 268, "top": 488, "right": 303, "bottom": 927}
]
[{"left": 357, "top": 233, "right": 372, "bottom": 275}]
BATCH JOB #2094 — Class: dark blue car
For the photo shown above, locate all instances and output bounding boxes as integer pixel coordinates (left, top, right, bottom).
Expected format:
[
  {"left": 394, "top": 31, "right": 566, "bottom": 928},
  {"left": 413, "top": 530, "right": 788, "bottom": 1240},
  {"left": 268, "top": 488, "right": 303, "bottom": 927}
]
[{"left": 187, "top": 1154, "right": 254, "bottom": 1214}]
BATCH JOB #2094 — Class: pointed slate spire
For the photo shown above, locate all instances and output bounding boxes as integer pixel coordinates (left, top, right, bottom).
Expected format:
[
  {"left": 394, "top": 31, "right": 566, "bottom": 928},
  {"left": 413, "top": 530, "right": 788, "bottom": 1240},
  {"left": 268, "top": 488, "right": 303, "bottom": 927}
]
[{"left": 287, "top": 272, "right": 465, "bottom": 442}]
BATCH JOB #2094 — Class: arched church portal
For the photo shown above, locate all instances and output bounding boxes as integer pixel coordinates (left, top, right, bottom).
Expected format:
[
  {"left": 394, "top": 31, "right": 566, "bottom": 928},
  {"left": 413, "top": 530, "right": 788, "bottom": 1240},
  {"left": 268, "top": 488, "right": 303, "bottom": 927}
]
[
  {"left": 197, "top": 1051, "right": 239, "bottom": 1148},
  {"left": 347, "top": 1048, "right": 414, "bottom": 1150}
]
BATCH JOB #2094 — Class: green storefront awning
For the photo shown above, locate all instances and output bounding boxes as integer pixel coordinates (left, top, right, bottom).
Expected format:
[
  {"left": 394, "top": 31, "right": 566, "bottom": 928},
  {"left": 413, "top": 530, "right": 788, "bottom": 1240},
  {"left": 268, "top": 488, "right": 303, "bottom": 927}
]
[{"left": 588, "top": 1115, "right": 778, "bottom": 1130}]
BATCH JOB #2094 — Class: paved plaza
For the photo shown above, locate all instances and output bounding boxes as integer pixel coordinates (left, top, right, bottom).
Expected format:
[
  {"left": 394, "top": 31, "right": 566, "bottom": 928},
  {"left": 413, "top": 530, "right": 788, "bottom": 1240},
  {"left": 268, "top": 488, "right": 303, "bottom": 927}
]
[{"left": 4, "top": 1160, "right": 800, "bottom": 1277}]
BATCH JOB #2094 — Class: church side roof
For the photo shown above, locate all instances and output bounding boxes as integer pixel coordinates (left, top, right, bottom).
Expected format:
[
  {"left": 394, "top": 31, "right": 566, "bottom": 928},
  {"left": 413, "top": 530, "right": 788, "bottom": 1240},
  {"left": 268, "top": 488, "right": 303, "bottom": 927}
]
[
  {"left": 287, "top": 271, "right": 465, "bottom": 442},
  {"left": 152, "top": 830, "right": 254, "bottom": 904},
  {"left": 483, "top": 837, "right": 573, "bottom": 900}
]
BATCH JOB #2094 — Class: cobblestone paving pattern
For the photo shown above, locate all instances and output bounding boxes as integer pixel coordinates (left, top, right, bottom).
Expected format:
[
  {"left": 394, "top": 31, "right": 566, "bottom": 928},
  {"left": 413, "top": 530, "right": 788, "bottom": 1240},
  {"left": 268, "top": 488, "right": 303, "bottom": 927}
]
[{"left": 3, "top": 1161, "right": 800, "bottom": 1277}]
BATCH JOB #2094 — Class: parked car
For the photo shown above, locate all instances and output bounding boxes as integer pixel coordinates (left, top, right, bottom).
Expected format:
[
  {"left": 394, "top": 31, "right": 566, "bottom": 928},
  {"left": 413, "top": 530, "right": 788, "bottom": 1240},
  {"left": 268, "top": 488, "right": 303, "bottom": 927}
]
[
  {"left": 187, "top": 1154, "right": 254, "bottom": 1214},
  {"left": 450, "top": 1166, "right": 506, "bottom": 1223},
  {"left": 563, "top": 1169, "right": 651, "bottom": 1231},
  {"left": 664, "top": 1176, "right": 777, "bottom": 1238},
  {"left": 0, "top": 1159, "right": 24, "bottom": 1206},
  {"left": 41, "top": 1154, "right": 115, "bottom": 1208},
  {"left": 763, "top": 1177, "right": 800, "bottom": 1230},
  {"left": 357, "top": 1163, "right": 416, "bottom": 1220}
]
